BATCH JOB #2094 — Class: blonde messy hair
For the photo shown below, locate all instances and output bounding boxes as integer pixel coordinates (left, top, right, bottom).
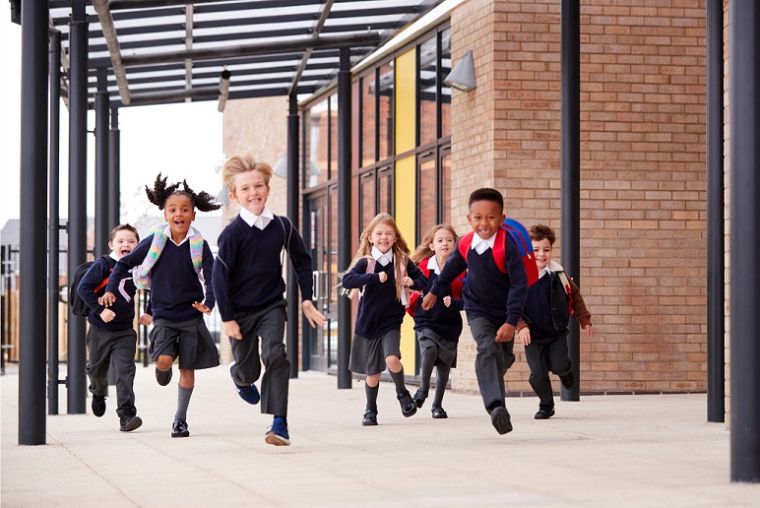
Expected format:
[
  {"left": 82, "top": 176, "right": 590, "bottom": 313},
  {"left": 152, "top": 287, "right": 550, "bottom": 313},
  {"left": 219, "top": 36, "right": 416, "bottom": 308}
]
[
  {"left": 222, "top": 153, "right": 273, "bottom": 193},
  {"left": 346, "top": 213, "right": 411, "bottom": 300},
  {"left": 411, "top": 224, "right": 459, "bottom": 265}
]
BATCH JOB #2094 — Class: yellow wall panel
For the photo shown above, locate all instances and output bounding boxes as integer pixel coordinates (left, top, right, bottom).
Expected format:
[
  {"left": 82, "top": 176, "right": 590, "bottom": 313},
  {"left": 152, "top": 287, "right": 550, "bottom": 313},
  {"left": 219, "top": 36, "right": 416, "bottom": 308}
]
[
  {"left": 395, "top": 48, "right": 416, "bottom": 154},
  {"left": 395, "top": 155, "right": 416, "bottom": 367}
]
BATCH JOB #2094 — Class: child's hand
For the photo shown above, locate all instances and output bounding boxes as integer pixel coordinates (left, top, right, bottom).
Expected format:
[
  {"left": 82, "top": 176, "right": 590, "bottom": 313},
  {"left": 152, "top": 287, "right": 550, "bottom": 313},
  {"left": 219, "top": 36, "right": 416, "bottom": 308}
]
[
  {"left": 302, "top": 300, "right": 327, "bottom": 329},
  {"left": 584, "top": 324, "right": 593, "bottom": 338},
  {"left": 400, "top": 276, "right": 414, "bottom": 287},
  {"left": 378, "top": 272, "right": 388, "bottom": 283},
  {"left": 495, "top": 323, "right": 516, "bottom": 343},
  {"left": 421, "top": 292, "right": 437, "bottom": 310},
  {"left": 99, "top": 309, "right": 116, "bottom": 323},
  {"left": 138, "top": 314, "right": 153, "bottom": 326},
  {"left": 518, "top": 327, "right": 531, "bottom": 346},
  {"left": 443, "top": 296, "right": 452, "bottom": 307},
  {"left": 100, "top": 292, "right": 116, "bottom": 307},
  {"left": 193, "top": 301, "right": 212, "bottom": 315},
  {"left": 223, "top": 320, "right": 242, "bottom": 340}
]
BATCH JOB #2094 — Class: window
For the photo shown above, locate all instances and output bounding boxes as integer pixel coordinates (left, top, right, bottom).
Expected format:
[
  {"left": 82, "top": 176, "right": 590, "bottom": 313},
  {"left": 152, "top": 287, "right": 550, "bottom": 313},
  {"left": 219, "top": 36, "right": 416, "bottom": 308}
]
[
  {"left": 418, "top": 37, "right": 437, "bottom": 147},
  {"left": 440, "top": 28, "right": 451, "bottom": 139},
  {"left": 378, "top": 166, "right": 393, "bottom": 215},
  {"left": 308, "top": 98, "right": 329, "bottom": 188},
  {"left": 360, "top": 172, "right": 376, "bottom": 231},
  {"left": 440, "top": 147, "right": 451, "bottom": 224},
  {"left": 361, "top": 74, "right": 376, "bottom": 167},
  {"left": 329, "top": 95, "right": 338, "bottom": 181},
  {"left": 378, "top": 62, "right": 394, "bottom": 161},
  {"left": 418, "top": 156, "right": 437, "bottom": 237}
]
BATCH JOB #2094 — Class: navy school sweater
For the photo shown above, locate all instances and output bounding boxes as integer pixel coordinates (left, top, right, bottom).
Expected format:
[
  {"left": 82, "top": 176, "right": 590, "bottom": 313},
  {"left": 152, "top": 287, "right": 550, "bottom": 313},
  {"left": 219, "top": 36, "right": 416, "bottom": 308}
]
[
  {"left": 431, "top": 234, "right": 528, "bottom": 328},
  {"left": 212, "top": 215, "right": 314, "bottom": 322},
  {"left": 413, "top": 269, "right": 464, "bottom": 342},
  {"left": 78, "top": 255, "right": 137, "bottom": 332},
  {"left": 522, "top": 273, "right": 568, "bottom": 342},
  {"left": 106, "top": 234, "right": 215, "bottom": 322},
  {"left": 342, "top": 256, "right": 428, "bottom": 340}
]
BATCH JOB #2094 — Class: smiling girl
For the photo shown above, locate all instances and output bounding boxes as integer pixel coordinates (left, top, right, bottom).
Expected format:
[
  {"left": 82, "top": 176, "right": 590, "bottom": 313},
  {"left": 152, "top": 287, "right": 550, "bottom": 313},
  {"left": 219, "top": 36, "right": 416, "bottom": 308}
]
[
  {"left": 342, "top": 213, "right": 428, "bottom": 426},
  {"left": 102, "top": 174, "right": 221, "bottom": 438}
]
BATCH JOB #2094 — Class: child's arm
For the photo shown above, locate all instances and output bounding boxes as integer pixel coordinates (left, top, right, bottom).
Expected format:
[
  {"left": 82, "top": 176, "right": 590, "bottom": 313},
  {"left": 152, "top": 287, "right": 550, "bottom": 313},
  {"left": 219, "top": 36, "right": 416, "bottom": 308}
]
[
  {"left": 444, "top": 296, "right": 465, "bottom": 312},
  {"left": 341, "top": 259, "right": 379, "bottom": 289},
  {"left": 422, "top": 245, "right": 467, "bottom": 310},
  {"left": 495, "top": 238, "right": 529, "bottom": 343},
  {"left": 282, "top": 220, "right": 327, "bottom": 328},
  {"left": 212, "top": 228, "right": 237, "bottom": 323},
  {"left": 516, "top": 317, "right": 531, "bottom": 346},
  {"left": 102, "top": 237, "right": 151, "bottom": 306},
  {"left": 77, "top": 257, "right": 111, "bottom": 320},
  {"left": 568, "top": 278, "right": 593, "bottom": 337},
  {"left": 403, "top": 260, "right": 429, "bottom": 291},
  {"left": 193, "top": 240, "right": 215, "bottom": 314}
]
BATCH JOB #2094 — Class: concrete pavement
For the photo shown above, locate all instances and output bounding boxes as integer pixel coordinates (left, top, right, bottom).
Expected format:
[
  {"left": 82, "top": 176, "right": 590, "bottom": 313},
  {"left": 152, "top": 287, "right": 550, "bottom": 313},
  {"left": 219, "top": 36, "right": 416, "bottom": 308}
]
[{"left": 2, "top": 364, "right": 758, "bottom": 507}]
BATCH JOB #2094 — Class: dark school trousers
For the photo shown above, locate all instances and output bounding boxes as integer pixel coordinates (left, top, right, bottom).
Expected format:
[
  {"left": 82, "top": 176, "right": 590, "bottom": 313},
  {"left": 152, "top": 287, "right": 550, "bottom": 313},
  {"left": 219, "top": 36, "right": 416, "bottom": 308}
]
[
  {"left": 468, "top": 316, "right": 516, "bottom": 413},
  {"left": 229, "top": 300, "right": 289, "bottom": 417},
  {"left": 524, "top": 334, "right": 572, "bottom": 410},
  {"left": 85, "top": 326, "right": 137, "bottom": 418}
]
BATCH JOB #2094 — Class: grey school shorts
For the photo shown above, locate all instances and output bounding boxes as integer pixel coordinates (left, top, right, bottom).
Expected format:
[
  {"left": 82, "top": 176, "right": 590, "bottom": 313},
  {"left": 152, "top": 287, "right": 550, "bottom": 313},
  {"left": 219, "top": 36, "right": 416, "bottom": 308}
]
[
  {"left": 149, "top": 317, "right": 220, "bottom": 370},
  {"left": 349, "top": 329, "right": 402, "bottom": 376}
]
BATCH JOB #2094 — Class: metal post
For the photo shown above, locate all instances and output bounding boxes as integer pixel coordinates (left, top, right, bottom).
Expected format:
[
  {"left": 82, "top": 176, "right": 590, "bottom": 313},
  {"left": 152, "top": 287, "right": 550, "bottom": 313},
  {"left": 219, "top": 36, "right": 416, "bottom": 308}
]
[
  {"left": 95, "top": 69, "right": 110, "bottom": 257},
  {"left": 706, "top": 0, "right": 725, "bottom": 423},
  {"left": 67, "top": 0, "right": 89, "bottom": 414},
  {"left": 560, "top": 0, "right": 581, "bottom": 402},
  {"left": 729, "top": 0, "right": 760, "bottom": 484},
  {"left": 19, "top": 0, "right": 49, "bottom": 445},
  {"left": 48, "top": 29, "right": 62, "bottom": 416},
  {"left": 336, "top": 47, "right": 352, "bottom": 389},
  {"left": 286, "top": 94, "right": 300, "bottom": 378},
  {"left": 109, "top": 108, "right": 121, "bottom": 228}
]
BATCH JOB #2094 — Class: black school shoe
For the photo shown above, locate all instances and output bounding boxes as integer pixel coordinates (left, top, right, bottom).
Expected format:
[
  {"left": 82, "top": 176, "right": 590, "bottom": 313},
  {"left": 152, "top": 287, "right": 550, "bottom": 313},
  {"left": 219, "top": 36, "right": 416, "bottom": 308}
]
[
  {"left": 560, "top": 371, "right": 575, "bottom": 390},
  {"left": 397, "top": 390, "right": 417, "bottom": 417},
  {"left": 91, "top": 395, "right": 106, "bottom": 417},
  {"left": 490, "top": 406, "right": 513, "bottom": 435},
  {"left": 534, "top": 407, "right": 555, "bottom": 420},
  {"left": 119, "top": 414, "right": 143, "bottom": 432},
  {"left": 362, "top": 410, "right": 378, "bottom": 426},
  {"left": 155, "top": 367, "right": 173, "bottom": 387},
  {"left": 171, "top": 419, "right": 190, "bottom": 438},
  {"left": 431, "top": 406, "right": 448, "bottom": 419},
  {"left": 413, "top": 388, "right": 428, "bottom": 409}
]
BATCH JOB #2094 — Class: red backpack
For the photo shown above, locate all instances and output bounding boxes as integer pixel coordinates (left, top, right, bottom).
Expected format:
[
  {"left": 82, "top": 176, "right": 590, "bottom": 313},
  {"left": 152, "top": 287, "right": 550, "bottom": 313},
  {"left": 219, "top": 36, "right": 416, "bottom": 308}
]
[
  {"left": 406, "top": 257, "right": 465, "bottom": 317},
  {"left": 457, "top": 218, "right": 539, "bottom": 288}
]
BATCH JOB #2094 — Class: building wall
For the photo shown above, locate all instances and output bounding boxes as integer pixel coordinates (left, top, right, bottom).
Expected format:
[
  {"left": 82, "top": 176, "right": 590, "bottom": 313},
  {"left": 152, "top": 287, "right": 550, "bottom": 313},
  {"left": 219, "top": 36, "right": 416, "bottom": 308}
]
[{"left": 449, "top": 0, "right": 707, "bottom": 396}]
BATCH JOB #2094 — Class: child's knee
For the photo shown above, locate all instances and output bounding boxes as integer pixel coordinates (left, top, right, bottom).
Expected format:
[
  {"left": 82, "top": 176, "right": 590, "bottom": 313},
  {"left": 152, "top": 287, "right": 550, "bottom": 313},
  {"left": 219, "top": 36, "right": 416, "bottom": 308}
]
[
  {"left": 385, "top": 355, "right": 401, "bottom": 371},
  {"left": 366, "top": 373, "right": 381, "bottom": 387},
  {"left": 155, "top": 356, "right": 173, "bottom": 371}
]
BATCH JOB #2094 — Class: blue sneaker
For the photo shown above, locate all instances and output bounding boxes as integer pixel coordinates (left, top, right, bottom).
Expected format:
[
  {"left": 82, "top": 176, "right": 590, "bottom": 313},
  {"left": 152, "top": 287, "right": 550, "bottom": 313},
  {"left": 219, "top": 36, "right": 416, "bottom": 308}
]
[
  {"left": 230, "top": 364, "right": 260, "bottom": 405},
  {"left": 265, "top": 417, "right": 290, "bottom": 446}
]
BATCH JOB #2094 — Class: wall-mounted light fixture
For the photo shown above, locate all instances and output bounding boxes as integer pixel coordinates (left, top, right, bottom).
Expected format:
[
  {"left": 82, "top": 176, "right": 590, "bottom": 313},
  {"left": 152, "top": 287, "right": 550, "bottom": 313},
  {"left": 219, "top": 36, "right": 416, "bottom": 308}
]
[{"left": 444, "top": 50, "right": 476, "bottom": 92}]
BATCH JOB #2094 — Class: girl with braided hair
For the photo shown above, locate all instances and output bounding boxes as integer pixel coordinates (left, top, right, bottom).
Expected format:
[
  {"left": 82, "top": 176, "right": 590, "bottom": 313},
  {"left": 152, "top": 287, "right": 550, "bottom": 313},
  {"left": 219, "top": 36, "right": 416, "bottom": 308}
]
[{"left": 102, "top": 174, "right": 221, "bottom": 438}]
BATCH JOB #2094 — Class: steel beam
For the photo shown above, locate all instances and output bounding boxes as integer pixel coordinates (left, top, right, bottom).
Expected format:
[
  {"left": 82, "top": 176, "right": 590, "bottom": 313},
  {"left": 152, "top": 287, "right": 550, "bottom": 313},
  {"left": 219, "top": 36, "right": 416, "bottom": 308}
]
[
  {"left": 337, "top": 48, "right": 352, "bottom": 389},
  {"left": 95, "top": 69, "right": 110, "bottom": 258},
  {"left": 560, "top": 0, "right": 581, "bottom": 402},
  {"left": 19, "top": 0, "right": 49, "bottom": 446},
  {"left": 287, "top": 93, "right": 300, "bottom": 379},
  {"left": 109, "top": 108, "right": 121, "bottom": 228}
]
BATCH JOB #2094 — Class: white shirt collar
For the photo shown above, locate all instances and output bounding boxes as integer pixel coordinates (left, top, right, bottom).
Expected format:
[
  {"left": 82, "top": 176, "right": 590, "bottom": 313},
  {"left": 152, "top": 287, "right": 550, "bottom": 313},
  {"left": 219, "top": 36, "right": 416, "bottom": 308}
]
[
  {"left": 470, "top": 232, "right": 497, "bottom": 253},
  {"left": 240, "top": 206, "right": 274, "bottom": 230},
  {"left": 371, "top": 246, "right": 393, "bottom": 266},
  {"left": 162, "top": 225, "right": 195, "bottom": 246},
  {"left": 538, "top": 266, "right": 551, "bottom": 279},
  {"left": 108, "top": 251, "right": 120, "bottom": 261},
  {"left": 426, "top": 255, "right": 442, "bottom": 275}
]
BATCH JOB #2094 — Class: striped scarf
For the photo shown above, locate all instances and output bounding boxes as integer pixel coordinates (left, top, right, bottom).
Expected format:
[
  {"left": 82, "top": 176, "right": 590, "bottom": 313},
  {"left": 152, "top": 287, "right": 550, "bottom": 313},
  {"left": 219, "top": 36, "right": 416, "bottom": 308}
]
[{"left": 133, "top": 223, "right": 205, "bottom": 290}]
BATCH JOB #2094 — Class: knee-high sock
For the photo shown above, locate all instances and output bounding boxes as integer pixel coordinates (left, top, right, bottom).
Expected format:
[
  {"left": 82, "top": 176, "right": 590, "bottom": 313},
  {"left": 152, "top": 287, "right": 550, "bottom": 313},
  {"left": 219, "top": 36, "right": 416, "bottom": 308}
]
[
  {"left": 174, "top": 385, "right": 194, "bottom": 422},
  {"left": 419, "top": 347, "right": 437, "bottom": 392},
  {"left": 433, "top": 364, "right": 450, "bottom": 408},
  {"left": 365, "top": 381, "right": 379, "bottom": 412},
  {"left": 389, "top": 367, "right": 407, "bottom": 395}
]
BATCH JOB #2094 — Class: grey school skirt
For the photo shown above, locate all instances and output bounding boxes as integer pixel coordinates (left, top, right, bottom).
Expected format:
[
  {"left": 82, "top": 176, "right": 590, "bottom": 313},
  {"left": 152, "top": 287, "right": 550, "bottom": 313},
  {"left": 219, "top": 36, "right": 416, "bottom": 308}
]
[
  {"left": 149, "top": 317, "right": 220, "bottom": 370},
  {"left": 417, "top": 328, "right": 458, "bottom": 368},
  {"left": 349, "top": 329, "right": 402, "bottom": 376}
]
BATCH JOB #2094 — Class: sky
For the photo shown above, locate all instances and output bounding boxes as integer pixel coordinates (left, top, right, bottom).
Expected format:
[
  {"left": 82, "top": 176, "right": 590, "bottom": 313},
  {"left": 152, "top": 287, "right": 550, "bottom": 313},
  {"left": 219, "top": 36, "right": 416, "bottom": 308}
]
[{"left": 0, "top": 13, "right": 224, "bottom": 229}]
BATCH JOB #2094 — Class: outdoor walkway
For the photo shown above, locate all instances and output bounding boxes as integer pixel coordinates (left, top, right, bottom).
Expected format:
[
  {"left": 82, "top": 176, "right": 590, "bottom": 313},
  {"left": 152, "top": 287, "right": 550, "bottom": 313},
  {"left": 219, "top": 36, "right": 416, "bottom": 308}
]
[{"left": 2, "top": 364, "right": 758, "bottom": 507}]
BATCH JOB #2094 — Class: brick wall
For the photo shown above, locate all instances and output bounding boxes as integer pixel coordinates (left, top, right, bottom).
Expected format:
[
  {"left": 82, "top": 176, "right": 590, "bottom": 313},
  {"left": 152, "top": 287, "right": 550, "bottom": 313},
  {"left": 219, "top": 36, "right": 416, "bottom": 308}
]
[{"left": 449, "top": 0, "right": 707, "bottom": 396}]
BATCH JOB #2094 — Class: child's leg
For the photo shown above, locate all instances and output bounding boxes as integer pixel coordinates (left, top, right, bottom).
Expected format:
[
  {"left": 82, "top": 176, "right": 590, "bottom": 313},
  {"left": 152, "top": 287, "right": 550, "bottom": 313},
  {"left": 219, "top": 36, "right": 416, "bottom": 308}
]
[
  {"left": 546, "top": 336, "right": 573, "bottom": 378},
  {"left": 432, "top": 364, "right": 451, "bottom": 408},
  {"left": 365, "top": 373, "right": 381, "bottom": 411},
  {"left": 524, "top": 342, "right": 554, "bottom": 411},
  {"left": 468, "top": 317, "right": 509, "bottom": 412},
  {"left": 110, "top": 329, "right": 138, "bottom": 419},
  {"left": 229, "top": 313, "right": 262, "bottom": 387},
  {"left": 85, "top": 327, "right": 111, "bottom": 400},
  {"left": 257, "top": 306, "right": 288, "bottom": 417},
  {"left": 175, "top": 369, "right": 195, "bottom": 421},
  {"left": 418, "top": 346, "right": 436, "bottom": 394},
  {"left": 385, "top": 355, "right": 406, "bottom": 392}
]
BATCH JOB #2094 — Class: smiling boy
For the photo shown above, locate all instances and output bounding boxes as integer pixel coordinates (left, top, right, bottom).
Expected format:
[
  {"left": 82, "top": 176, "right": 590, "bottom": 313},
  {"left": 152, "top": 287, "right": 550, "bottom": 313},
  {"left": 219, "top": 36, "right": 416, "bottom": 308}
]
[{"left": 422, "top": 188, "right": 528, "bottom": 435}]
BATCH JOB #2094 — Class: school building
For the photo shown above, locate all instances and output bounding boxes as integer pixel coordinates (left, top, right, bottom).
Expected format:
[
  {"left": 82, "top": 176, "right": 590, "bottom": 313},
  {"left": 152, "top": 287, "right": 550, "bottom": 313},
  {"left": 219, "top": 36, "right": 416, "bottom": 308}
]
[{"left": 221, "top": 0, "right": 715, "bottom": 406}]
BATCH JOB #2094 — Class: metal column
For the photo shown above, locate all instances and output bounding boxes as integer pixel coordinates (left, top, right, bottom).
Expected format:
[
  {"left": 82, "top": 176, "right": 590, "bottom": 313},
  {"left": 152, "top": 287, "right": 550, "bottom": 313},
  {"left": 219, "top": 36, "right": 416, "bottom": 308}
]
[
  {"left": 336, "top": 47, "right": 352, "bottom": 389},
  {"left": 95, "top": 69, "right": 110, "bottom": 257},
  {"left": 109, "top": 108, "right": 121, "bottom": 228},
  {"left": 729, "top": 0, "right": 760, "bottom": 483},
  {"left": 706, "top": 0, "right": 725, "bottom": 423},
  {"left": 48, "top": 29, "right": 62, "bottom": 416},
  {"left": 560, "top": 0, "right": 581, "bottom": 402},
  {"left": 67, "top": 0, "right": 89, "bottom": 414},
  {"left": 19, "top": 0, "right": 49, "bottom": 445},
  {"left": 286, "top": 93, "right": 300, "bottom": 379}
]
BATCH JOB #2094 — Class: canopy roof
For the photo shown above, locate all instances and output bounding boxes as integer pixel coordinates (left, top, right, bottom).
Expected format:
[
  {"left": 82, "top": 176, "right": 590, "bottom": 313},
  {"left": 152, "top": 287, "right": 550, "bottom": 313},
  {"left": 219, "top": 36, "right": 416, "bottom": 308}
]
[{"left": 48, "top": 0, "right": 439, "bottom": 107}]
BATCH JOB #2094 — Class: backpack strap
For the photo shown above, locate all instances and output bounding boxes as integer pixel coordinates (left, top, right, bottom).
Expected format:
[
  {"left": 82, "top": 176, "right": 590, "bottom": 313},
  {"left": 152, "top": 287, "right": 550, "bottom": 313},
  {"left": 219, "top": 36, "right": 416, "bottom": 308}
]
[
  {"left": 275, "top": 215, "right": 293, "bottom": 266},
  {"left": 457, "top": 231, "right": 474, "bottom": 260},
  {"left": 491, "top": 227, "right": 507, "bottom": 274},
  {"left": 92, "top": 255, "right": 117, "bottom": 293},
  {"left": 556, "top": 270, "right": 574, "bottom": 316}
]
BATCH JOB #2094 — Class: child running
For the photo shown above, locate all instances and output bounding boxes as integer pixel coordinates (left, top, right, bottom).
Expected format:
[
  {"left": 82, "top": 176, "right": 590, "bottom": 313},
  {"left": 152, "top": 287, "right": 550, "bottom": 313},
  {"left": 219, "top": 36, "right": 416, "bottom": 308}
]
[
  {"left": 342, "top": 213, "right": 429, "bottom": 426},
  {"left": 212, "top": 154, "right": 325, "bottom": 447},
  {"left": 78, "top": 224, "right": 149, "bottom": 432},
  {"left": 102, "top": 174, "right": 220, "bottom": 438},
  {"left": 409, "top": 225, "right": 466, "bottom": 419}
]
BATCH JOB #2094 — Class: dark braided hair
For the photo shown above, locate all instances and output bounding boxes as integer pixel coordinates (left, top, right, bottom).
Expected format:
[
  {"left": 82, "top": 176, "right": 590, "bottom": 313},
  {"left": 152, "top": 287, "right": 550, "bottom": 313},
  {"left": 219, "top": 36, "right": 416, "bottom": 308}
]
[{"left": 145, "top": 173, "right": 221, "bottom": 212}]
